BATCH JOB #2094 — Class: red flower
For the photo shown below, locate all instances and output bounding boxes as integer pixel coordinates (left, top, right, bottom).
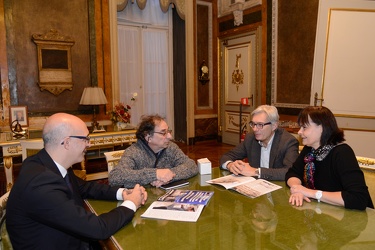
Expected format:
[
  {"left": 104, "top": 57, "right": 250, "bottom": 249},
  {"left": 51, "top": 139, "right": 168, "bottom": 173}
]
[{"left": 107, "top": 101, "right": 132, "bottom": 123}]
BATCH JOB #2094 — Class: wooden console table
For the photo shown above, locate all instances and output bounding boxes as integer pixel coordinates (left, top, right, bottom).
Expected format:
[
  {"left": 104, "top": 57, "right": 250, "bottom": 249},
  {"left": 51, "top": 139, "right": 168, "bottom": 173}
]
[{"left": 0, "top": 129, "right": 136, "bottom": 192}]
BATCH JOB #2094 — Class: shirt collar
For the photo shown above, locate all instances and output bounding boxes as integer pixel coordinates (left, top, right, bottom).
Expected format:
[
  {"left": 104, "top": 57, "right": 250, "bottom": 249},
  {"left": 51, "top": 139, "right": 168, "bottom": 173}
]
[
  {"left": 54, "top": 161, "right": 68, "bottom": 178},
  {"left": 258, "top": 132, "right": 275, "bottom": 149}
]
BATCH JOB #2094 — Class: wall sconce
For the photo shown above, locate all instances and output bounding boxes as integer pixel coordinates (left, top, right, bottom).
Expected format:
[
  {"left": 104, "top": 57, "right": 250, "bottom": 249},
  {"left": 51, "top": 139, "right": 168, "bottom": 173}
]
[{"left": 79, "top": 87, "right": 108, "bottom": 131}]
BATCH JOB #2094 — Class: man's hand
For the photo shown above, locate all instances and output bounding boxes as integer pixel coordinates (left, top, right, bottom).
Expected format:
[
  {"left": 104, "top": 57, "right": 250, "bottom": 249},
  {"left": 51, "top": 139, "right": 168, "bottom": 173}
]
[
  {"left": 150, "top": 180, "right": 166, "bottom": 187},
  {"left": 156, "top": 169, "right": 175, "bottom": 183},
  {"left": 122, "top": 184, "right": 148, "bottom": 209},
  {"left": 227, "top": 160, "right": 257, "bottom": 177}
]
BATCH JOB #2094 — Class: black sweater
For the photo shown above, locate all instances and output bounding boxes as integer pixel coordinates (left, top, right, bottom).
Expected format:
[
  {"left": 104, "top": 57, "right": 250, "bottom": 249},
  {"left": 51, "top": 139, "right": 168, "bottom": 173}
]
[{"left": 286, "top": 144, "right": 374, "bottom": 210}]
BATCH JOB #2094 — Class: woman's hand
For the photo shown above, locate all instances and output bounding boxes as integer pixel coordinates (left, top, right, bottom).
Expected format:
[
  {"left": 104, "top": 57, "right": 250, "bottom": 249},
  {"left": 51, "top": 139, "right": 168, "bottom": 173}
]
[
  {"left": 289, "top": 192, "right": 311, "bottom": 206},
  {"left": 289, "top": 184, "right": 312, "bottom": 206}
]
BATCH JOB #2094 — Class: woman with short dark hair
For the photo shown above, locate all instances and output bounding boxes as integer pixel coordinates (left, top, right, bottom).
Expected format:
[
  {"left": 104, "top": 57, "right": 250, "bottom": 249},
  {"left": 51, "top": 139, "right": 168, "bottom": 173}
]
[{"left": 286, "top": 106, "right": 373, "bottom": 210}]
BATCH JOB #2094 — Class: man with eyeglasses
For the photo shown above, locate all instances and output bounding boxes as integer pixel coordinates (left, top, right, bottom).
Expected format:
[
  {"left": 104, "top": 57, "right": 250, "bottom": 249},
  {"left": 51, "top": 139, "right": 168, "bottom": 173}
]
[
  {"left": 220, "top": 105, "right": 299, "bottom": 180},
  {"left": 7, "top": 113, "right": 148, "bottom": 249},
  {"left": 109, "top": 114, "right": 198, "bottom": 188}
]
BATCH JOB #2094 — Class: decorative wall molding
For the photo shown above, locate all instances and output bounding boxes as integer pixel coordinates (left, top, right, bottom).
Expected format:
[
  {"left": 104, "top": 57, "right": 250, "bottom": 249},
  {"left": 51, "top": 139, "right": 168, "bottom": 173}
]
[
  {"left": 32, "top": 29, "right": 75, "bottom": 96},
  {"left": 218, "top": 0, "right": 261, "bottom": 18},
  {"left": 233, "top": 10, "right": 243, "bottom": 26}
]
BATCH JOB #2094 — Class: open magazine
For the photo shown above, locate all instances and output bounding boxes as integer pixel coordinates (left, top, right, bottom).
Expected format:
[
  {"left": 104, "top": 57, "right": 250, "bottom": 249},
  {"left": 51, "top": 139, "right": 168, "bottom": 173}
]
[
  {"left": 206, "top": 175, "right": 281, "bottom": 198},
  {"left": 141, "top": 190, "right": 214, "bottom": 222}
]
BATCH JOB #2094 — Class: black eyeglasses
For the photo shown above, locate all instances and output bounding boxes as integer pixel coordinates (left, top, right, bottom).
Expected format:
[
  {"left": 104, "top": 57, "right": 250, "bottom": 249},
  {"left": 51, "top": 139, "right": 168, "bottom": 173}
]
[
  {"left": 154, "top": 129, "right": 172, "bottom": 137},
  {"left": 249, "top": 122, "right": 272, "bottom": 129},
  {"left": 61, "top": 135, "right": 91, "bottom": 145}
]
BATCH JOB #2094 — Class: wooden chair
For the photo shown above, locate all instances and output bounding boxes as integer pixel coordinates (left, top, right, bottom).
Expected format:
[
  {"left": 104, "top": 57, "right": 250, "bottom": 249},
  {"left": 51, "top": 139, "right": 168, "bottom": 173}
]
[
  {"left": 357, "top": 156, "right": 375, "bottom": 168},
  {"left": 0, "top": 191, "right": 13, "bottom": 249},
  {"left": 20, "top": 140, "right": 86, "bottom": 180},
  {"left": 20, "top": 139, "right": 44, "bottom": 161},
  {"left": 357, "top": 156, "right": 375, "bottom": 199},
  {"left": 104, "top": 150, "right": 125, "bottom": 174}
]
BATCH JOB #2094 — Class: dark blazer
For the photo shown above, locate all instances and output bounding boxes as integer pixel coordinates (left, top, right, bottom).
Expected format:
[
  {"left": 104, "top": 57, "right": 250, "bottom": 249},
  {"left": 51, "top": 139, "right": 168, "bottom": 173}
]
[
  {"left": 7, "top": 149, "right": 134, "bottom": 250},
  {"left": 220, "top": 128, "right": 299, "bottom": 180}
]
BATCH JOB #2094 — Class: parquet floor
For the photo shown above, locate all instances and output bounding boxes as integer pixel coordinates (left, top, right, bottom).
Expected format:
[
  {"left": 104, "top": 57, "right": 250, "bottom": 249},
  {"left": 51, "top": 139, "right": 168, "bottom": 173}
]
[{"left": 175, "top": 140, "right": 235, "bottom": 167}]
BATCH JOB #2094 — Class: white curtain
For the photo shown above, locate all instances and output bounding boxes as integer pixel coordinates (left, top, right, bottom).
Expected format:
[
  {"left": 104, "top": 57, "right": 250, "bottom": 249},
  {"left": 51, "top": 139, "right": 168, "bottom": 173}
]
[
  {"left": 117, "top": 0, "right": 173, "bottom": 127},
  {"left": 142, "top": 30, "right": 168, "bottom": 117},
  {"left": 117, "top": 26, "right": 142, "bottom": 124}
]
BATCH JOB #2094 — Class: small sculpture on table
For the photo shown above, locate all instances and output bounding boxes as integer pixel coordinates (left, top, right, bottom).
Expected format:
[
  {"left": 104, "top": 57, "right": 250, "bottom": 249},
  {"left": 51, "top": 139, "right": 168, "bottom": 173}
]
[{"left": 11, "top": 120, "right": 27, "bottom": 139}]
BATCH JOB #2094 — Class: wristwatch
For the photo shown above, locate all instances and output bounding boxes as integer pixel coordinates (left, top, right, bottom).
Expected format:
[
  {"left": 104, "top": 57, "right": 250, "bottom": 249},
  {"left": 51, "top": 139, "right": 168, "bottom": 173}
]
[{"left": 315, "top": 190, "right": 323, "bottom": 202}]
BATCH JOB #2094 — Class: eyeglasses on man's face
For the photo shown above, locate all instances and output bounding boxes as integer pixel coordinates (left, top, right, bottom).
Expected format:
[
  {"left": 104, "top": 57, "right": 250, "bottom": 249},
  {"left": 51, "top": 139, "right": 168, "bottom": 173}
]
[
  {"left": 249, "top": 121, "right": 272, "bottom": 129},
  {"left": 153, "top": 129, "right": 172, "bottom": 137},
  {"left": 61, "top": 135, "right": 91, "bottom": 145}
]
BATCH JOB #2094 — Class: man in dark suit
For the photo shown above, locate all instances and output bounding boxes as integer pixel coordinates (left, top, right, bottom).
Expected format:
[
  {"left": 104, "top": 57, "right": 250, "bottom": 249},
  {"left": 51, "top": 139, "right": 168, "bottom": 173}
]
[
  {"left": 7, "top": 113, "right": 147, "bottom": 249},
  {"left": 220, "top": 105, "right": 299, "bottom": 180}
]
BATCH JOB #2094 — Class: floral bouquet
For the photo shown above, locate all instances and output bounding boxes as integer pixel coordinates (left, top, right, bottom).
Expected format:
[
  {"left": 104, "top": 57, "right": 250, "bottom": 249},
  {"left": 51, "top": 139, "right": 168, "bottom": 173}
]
[{"left": 108, "top": 93, "right": 137, "bottom": 124}]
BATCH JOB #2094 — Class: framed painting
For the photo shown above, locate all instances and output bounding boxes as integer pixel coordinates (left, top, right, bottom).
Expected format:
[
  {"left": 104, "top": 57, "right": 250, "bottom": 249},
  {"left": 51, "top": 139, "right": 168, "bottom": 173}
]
[{"left": 9, "top": 106, "right": 29, "bottom": 127}]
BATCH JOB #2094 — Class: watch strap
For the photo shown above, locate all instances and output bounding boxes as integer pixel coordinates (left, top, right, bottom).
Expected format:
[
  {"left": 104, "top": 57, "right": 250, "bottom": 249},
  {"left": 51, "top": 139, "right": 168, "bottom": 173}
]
[{"left": 315, "top": 190, "right": 323, "bottom": 202}]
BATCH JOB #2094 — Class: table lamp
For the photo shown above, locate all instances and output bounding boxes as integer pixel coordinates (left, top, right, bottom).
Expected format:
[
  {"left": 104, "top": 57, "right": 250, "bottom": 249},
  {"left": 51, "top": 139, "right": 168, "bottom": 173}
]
[{"left": 79, "top": 87, "right": 108, "bottom": 131}]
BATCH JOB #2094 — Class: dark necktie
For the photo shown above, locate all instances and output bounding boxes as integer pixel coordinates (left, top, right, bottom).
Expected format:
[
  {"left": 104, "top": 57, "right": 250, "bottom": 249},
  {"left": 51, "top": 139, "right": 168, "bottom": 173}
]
[
  {"left": 65, "top": 171, "right": 85, "bottom": 207},
  {"left": 64, "top": 172, "right": 73, "bottom": 192}
]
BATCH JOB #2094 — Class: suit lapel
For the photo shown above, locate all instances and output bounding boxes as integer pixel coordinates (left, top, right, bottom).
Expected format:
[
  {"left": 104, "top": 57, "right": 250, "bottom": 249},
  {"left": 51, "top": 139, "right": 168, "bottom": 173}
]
[
  {"left": 269, "top": 129, "right": 281, "bottom": 168},
  {"left": 251, "top": 140, "right": 262, "bottom": 168},
  {"left": 37, "top": 149, "right": 85, "bottom": 207}
]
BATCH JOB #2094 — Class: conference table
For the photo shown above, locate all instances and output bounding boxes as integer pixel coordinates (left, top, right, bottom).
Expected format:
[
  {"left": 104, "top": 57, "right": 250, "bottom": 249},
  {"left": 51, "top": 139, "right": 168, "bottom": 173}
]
[{"left": 87, "top": 168, "right": 375, "bottom": 249}]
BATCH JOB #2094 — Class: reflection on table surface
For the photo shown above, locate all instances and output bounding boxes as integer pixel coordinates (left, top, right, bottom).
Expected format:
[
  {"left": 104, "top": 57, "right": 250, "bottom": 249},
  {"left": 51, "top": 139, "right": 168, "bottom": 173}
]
[{"left": 87, "top": 168, "right": 375, "bottom": 250}]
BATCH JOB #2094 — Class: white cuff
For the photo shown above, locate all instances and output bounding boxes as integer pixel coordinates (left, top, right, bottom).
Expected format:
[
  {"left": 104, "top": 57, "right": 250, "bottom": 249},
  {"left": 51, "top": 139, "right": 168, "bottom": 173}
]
[
  {"left": 117, "top": 188, "right": 137, "bottom": 212},
  {"left": 116, "top": 188, "right": 127, "bottom": 200},
  {"left": 223, "top": 161, "right": 233, "bottom": 170},
  {"left": 120, "top": 200, "right": 137, "bottom": 212}
]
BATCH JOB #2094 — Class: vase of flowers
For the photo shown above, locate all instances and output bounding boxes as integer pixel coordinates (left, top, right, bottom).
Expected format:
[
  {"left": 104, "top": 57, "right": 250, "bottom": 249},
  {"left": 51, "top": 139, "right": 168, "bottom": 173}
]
[{"left": 107, "top": 93, "right": 137, "bottom": 129}]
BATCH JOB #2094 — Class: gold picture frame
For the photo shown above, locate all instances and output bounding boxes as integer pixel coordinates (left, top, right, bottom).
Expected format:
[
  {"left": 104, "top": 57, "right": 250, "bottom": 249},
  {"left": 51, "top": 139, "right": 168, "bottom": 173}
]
[{"left": 32, "top": 29, "right": 75, "bottom": 96}]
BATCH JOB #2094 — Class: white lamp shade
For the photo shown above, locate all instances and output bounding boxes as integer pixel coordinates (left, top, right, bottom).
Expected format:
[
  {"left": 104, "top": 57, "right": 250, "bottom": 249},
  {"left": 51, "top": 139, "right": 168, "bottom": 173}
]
[{"left": 79, "top": 87, "right": 108, "bottom": 105}]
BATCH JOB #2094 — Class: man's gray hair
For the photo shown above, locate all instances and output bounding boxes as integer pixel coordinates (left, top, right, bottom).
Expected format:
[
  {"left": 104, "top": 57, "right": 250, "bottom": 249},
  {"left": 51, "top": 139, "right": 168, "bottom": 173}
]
[
  {"left": 43, "top": 121, "right": 71, "bottom": 147},
  {"left": 251, "top": 105, "right": 279, "bottom": 124}
]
